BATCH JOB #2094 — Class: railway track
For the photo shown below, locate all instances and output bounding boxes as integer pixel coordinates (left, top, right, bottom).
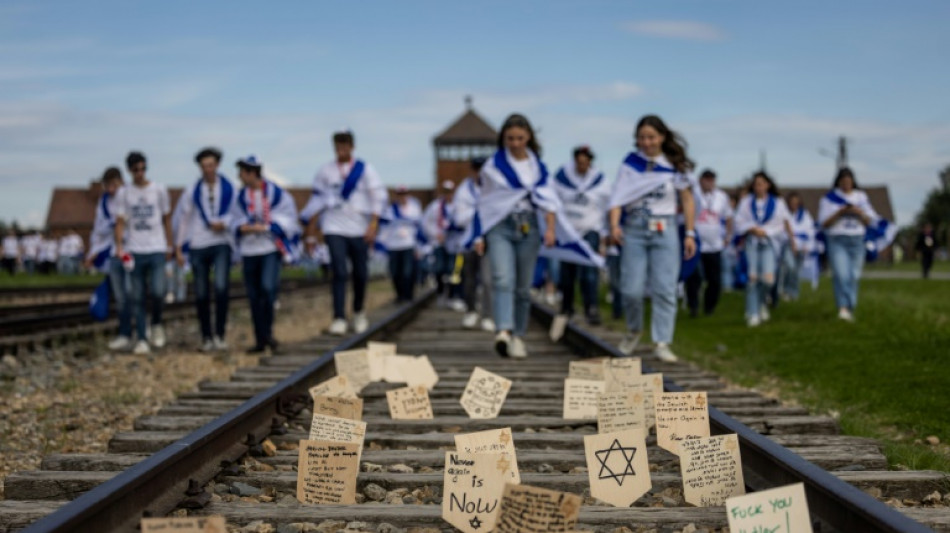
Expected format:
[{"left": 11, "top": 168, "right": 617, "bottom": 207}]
[{"left": 1, "top": 289, "right": 947, "bottom": 532}]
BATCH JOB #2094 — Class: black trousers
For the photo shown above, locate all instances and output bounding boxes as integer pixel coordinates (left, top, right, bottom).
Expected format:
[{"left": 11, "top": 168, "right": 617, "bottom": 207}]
[
  {"left": 685, "top": 252, "right": 723, "bottom": 315},
  {"left": 388, "top": 248, "right": 416, "bottom": 302}
]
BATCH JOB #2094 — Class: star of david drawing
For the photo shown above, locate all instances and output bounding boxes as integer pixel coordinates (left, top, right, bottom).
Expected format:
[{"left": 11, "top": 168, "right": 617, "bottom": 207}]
[
  {"left": 695, "top": 394, "right": 707, "bottom": 408},
  {"left": 595, "top": 438, "right": 637, "bottom": 486},
  {"left": 469, "top": 516, "right": 483, "bottom": 529},
  {"left": 498, "top": 431, "right": 511, "bottom": 445}
]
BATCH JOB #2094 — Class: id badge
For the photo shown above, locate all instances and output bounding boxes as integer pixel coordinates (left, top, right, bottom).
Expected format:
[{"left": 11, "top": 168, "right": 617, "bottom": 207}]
[
  {"left": 520, "top": 222, "right": 531, "bottom": 235},
  {"left": 648, "top": 218, "right": 665, "bottom": 233}
]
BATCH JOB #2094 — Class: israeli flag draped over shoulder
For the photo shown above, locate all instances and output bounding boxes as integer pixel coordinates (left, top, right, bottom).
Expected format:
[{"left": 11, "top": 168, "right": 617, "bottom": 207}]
[
  {"left": 822, "top": 189, "right": 896, "bottom": 262},
  {"left": 300, "top": 159, "right": 370, "bottom": 224},
  {"left": 234, "top": 180, "right": 302, "bottom": 262},
  {"left": 87, "top": 192, "right": 116, "bottom": 272},
  {"left": 376, "top": 198, "right": 428, "bottom": 255},
  {"left": 193, "top": 174, "right": 234, "bottom": 228},
  {"left": 466, "top": 149, "right": 604, "bottom": 268}
]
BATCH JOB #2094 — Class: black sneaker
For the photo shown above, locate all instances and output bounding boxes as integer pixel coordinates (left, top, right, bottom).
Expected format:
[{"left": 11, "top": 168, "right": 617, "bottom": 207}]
[
  {"left": 586, "top": 309, "right": 602, "bottom": 326},
  {"left": 246, "top": 345, "right": 267, "bottom": 354},
  {"left": 494, "top": 331, "right": 511, "bottom": 358}
]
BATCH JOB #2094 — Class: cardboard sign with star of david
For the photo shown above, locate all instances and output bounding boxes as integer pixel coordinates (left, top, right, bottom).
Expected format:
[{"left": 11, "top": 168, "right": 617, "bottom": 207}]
[{"left": 583, "top": 428, "right": 651, "bottom": 507}]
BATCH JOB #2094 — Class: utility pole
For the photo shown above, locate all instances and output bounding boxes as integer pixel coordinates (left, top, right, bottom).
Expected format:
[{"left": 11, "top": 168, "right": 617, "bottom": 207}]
[
  {"left": 836, "top": 136, "right": 848, "bottom": 169},
  {"left": 759, "top": 148, "right": 767, "bottom": 172}
]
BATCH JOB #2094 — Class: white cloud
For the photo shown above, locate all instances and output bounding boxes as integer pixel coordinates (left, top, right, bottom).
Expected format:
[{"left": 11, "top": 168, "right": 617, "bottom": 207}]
[{"left": 621, "top": 20, "right": 727, "bottom": 42}]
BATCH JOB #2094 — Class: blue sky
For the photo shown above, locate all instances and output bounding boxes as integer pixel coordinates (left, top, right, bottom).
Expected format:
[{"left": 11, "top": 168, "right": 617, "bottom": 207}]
[{"left": 2, "top": 0, "right": 948, "bottom": 226}]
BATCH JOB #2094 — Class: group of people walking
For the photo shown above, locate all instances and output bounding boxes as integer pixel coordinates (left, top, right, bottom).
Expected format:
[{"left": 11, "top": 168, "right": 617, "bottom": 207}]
[
  {"left": 86, "top": 114, "right": 893, "bottom": 360},
  {"left": 2, "top": 229, "right": 84, "bottom": 276}
]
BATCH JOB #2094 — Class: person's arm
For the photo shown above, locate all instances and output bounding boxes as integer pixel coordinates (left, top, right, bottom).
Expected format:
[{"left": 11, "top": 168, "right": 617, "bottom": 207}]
[
  {"left": 175, "top": 197, "right": 193, "bottom": 265},
  {"left": 364, "top": 165, "right": 385, "bottom": 244},
  {"left": 609, "top": 207, "right": 623, "bottom": 245},
  {"left": 543, "top": 211, "right": 556, "bottom": 247},
  {"left": 679, "top": 187, "right": 696, "bottom": 259},
  {"left": 114, "top": 218, "right": 125, "bottom": 257},
  {"left": 784, "top": 219, "right": 797, "bottom": 253}
]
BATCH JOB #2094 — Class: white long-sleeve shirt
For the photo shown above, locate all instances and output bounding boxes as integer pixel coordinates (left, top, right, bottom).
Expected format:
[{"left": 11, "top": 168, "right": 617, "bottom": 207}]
[
  {"left": 308, "top": 158, "right": 387, "bottom": 238},
  {"left": 379, "top": 197, "right": 423, "bottom": 252},
  {"left": 693, "top": 186, "right": 734, "bottom": 253},
  {"left": 176, "top": 176, "right": 235, "bottom": 250}
]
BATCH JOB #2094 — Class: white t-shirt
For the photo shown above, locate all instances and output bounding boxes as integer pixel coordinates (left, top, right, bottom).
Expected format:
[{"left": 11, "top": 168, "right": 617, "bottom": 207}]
[
  {"left": 380, "top": 197, "right": 423, "bottom": 252},
  {"left": 21, "top": 234, "right": 41, "bottom": 259},
  {"left": 39, "top": 239, "right": 58, "bottom": 262},
  {"left": 694, "top": 187, "right": 734, "bottom": 253},
  {"left": 313, "top": 159, "right": 387, "bottom": 238},
  {"left": 510, "top": 155, "right": 538, "bottom": 212},
  {"left": 115, "top": 181, "right": 171, "bottom": 254},
  {"left": 613, "top": 154, "right": 690, "bottom": 217},
  {"left": 735, "top": 194, "right": 791, "bottom": 239},
  {"left": 58, "top": 234, "right": 84, "bottom": 256},
  {"left": 818, "top": 188, "right": 878, "bottom": 237},
  {"left": 2, "top": 236, "right": 19, "bottom": 258},
  {"left": 176, "top": 177, "right": 233, "bottom": 250}
]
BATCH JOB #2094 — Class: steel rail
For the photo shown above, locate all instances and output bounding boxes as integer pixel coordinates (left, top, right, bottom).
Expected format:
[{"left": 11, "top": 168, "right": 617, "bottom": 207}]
[{"left": 23, "top": 288, "right": 435, "bottom": 533}]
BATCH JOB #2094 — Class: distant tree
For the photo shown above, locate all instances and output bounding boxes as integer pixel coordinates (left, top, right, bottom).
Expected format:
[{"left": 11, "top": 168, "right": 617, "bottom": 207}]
[{"left": 907, "top": 165, "right": 950, "bottom": 249}]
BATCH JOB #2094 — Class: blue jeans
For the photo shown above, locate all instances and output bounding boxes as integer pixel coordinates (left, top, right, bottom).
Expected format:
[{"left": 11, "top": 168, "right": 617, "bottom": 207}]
[
  {"left": 779, "top": 245, "right": 804, "bottom": 300},
  {"left": 190, "top": 244, "right": 232, "bottom": 340},
  {"left": 325, "top": 235, "right": 368, "bottom": 319},
  {"left": 486, "top": 212, "right": 541, "bottom": 337},
  {"left": 109, "top": 256, "right": 133, "bottom": 337},
  {"left": 620, "top": 215, "right": 680, "bottom": 344},
  {"left": 606, "top": 253, "right": 623, "bottom": 319},
  {"left": 388, "top": 248, "right": 416, "bottom": 302},
  {"left": 744, "top": 236, "right": 777, "bottom": 318},
  {"left": 827, "top": 234, "right": 865, "bottom": 310},
  {"left": 243, "top": 252, "right": 281, "bottom": 347},
  {"left": 558, "top": 230, "right": 600, "bottom": 315},
  {"left": 130, "top": 252, "right": 166, "bottom": 341}
]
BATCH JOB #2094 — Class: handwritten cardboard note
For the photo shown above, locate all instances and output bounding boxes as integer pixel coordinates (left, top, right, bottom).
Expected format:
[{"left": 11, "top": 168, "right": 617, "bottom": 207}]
[
  {"left": 638, "top": 373, "right": 664, "bottom": 429},
  {"left": 296, "top": 440, "right": 360, "bottom": 505},
  {"left": 402, "top": 355, "right": 440, "bottom": 390},
  {"left": 726, "top": 483, "right": 813, "bottom": 533},
  {"left": 681, "top": 433, "right": 746, "bottom": 507},
  {"left": 308, "top": 375, "right": 358, "bottom": 400},
  {"left": 308, "top": 413, "right": 366, "bottom": 461},
  {"left": 313, "top": 395, "right": 363, "bottom": 421},
  {"left": 568, "top": 359, "right": 606, "bottom": 381},
  {"left": 334, "top": 349, "right": 371, "bottom": 392},
  {"left": 367, "top": 341, "right": 396, "bottom": 382},
  {"left": 460, "top": 366, "right": 512, "bottom": 419},
  {"left": 455, "top": 427, "right": 520, "bottom": 484},
  {"left": 493, "top": 483, "right": 581, "bottom": 533},
  {"left": 140, "top": 516, "right": 226, "bottom": 533},
  {"left": 442, "top": 452, "right": 511, "bottom": 533},
  {"left": 562, "top": 378, "right": 605, "bottom": 420},
  {"left": 381, "top": 354, "right": 414, "bottom": 383},
  {"left": 654, "top": 391, "right": 710, "bottom": 455},
  {"left": 387, "top": 385, "right": 434, "bottom": 419},
  {"left": 603, "top": 358, "right": 642, "bottom": 392},
  {"left": 597, "top": 390, "right": 646, "bottom": 433},
  {"left": 583, "top": 428, "right": 652, "bottom": 507}
]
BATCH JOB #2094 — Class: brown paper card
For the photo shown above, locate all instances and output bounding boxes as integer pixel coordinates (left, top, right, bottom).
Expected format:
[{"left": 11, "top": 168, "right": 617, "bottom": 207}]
[
  {"left": 455, "top": 427, "right": 520, "bottom": 484},
  {"left": 583, "top": 428, "right": 651, "bottom": 507},
  {"left": 603, "top": 358, "right": 642, "bottom": 392},
  {"left": 460, "top": 366, "right": 511, "bottom": 419},
  {"left": 597, "top": 390, "right": 646, "bottom": 433},
  {"left": 296, "top": 440, "right": 360, "bottom": 505},
  {"left": 313, "top": 395, "right": 363, "bottom": 421},
  {"left": 334, "top": 349, "right": 371, "bottom": 392},
  {"left": 562, "top": 378, "right": 605, "bottom": 420},
  {"left": 141, "top": 516, "right": 226, "bottom": 533},
  {"left": 308, "top": 413, "right": 366, "bottom": 462},
  {"left": 726, "top": 483, "right": 813, "bottom": 533},
  {"left": 386, "top": 385, "right": 434, "bottom": 419},
  {"left": 681, "top": 433, "right": 746, "bottom": 507},
  {"left": 381, "top": 354, "right": 414, "bottom": 383},
  {"left": 367, "top": 341, "right": 397, "bottom": 382},
  {"left": 442, "top": 451, "right": 511, "bottom": 533},
  {"left": 493, "top": 483, "right": 581, "bottom": 533},
  {"left": 308, "top": 375, "right": 358, "bottom": 400},
  {"left": 568, "top": 359, "right": 605, "bottom": 381},
  {"left": 403, "top": 354, "right": 440, "bottom": 390},
  {"left": 654, "top": 391, "right": 710, "bottom": 455},
  {"left": 635, "top": 372, "right": 664, "bottom": 429}
]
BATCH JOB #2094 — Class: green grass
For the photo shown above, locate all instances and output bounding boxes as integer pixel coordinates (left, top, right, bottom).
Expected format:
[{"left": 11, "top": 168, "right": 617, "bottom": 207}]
[
  {"left": 865, "top": 260, "right": 950, "bottom": 273},
  {"left": 599, "top": 278, "right": 950, "bottom": 471}
]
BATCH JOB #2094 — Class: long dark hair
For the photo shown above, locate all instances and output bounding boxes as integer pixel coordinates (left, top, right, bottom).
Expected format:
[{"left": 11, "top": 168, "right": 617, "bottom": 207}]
[
  {"left": 833, "top": 167, "right": 859, "bottom": 190},
  {"left": 747, "top": 170, "right": 780, "bottom": 197},
  {"left": 635, "top": 115, "right": 693, "bottom": 173},
  {"left": 497, "top": 113, "right": 541, "bottom": 156}
]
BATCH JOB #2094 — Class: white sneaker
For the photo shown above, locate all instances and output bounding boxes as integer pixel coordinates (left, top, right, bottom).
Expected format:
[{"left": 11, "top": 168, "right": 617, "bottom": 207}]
[
  {"left": 462, "top": 312, "right": 479, "bottom": 329},
  {"left": 132, "top": 340, "right": 151, "bottom": 355},
  {"left": 759, "top": 305, "right": 770, "bottom": 322},
  {"left": 838, "top": 308, "right": 855, "bottom": 322},
  {"left": 494, "top": 331, "right": 511, "bottom": 357},
  {"left": 164, "top": 293, "right": 175, "bottom": 304},
  {"left": 654, "top": 342, "right": 678, "bottom": 362},
  {"left": 328, "top": 319, "right": 348, "bottom": 336},
  {"left": 274, "top": 299, "right": 282, "bottom": 311},
  {"left": 549, "top": 314, "right": 569, "bottom": 342},
  {"left": 747, "top": 315, "right": 761, "bottom": 328},
  {"left": 108, "top": 336, "right": 132, "bottom": 351},
  {"left": 449, "top": 299, "right": 467, "bottom": 313},
  {"left": 352, "top": 312, "right": 369, "bottom": 334},
  {"left": 480, "top": 318, "right": 495, "bottom": 332},
  {"left": 213, "top": 336, "right": 229, "bottom": 351},
  {"left": 618, "top": 332, "right": 641, "bottom": 356},
  {"left": 199, "top": 339, "right": 215, "bottom": 352},
  {"left": 151, "top": 325, "right": 166, "bottom": 348},
  {"left": 509, "top": 337, "right": 528, "bottom": 359},
  {"left": 544, "top": 292, "right": 557, "bottom": 307}
]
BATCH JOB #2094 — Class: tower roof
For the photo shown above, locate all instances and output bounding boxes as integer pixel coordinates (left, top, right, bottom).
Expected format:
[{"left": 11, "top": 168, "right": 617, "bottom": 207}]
[{"left": 433, "top": 104, "right": 497, "bottom": 146}]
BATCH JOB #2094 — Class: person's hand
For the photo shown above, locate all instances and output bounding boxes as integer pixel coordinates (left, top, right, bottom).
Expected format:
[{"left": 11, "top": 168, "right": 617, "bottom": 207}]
[
  {"left": 305, "top": 240, "right": 317, "bottom": 255},
  {"left": 473, "top": 240, "right": 485, "bottom": 256},
  {"left": 543, "top": 227, "right": 556, "bottom": 248},
  {"left": 175, "top": 247, "right": 186, "bottom": 267},
  {"left": 437, "top": 234, "right": 445, "bottom": 245},
  {"left": 790, "top": 242, "right": 799, "bottom": 255},
  {"left": 364, "top": 225, "right": 377, "bottom": 245},
  {"left": 683, "top": 235, "right": 697, "bottom": 260},
  {"left": 82, "top": 257, "right": 93, "bottom": 270},
  {"left": 610, "top": 225, "right": 624, "bottom": 246},
  {"left": 210, "top": 221, "right": 226, "bottom": 232}
]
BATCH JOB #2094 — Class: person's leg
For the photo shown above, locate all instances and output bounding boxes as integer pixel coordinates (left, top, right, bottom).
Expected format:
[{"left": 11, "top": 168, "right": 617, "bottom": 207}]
[
  {"left": 348, "top": 237, "right": 369, "bottom": 313},
  {"left": 486, "top": 221, "right": 516, "bottom": 332},
  {"left": 512, "top": 221, "right": 541, "bottom": 338},
  {"left": 433, "top": 247, "right": 447, "bottom": 296},
  {"left": 325, "top": 235, "right": 348, "bottom": 319},
  {"left": 260, "top": 252, "right": 282, "bottom": 344},
  {"left": 462, "top": 250, "right": 479, "bottom": 311},
  {"left": 620, "top": 222, "right": 649, "bottom": 334},
  {"left": 242, "top": 255, "right": 265, "bottom": 347},
  {"left": 479, "top": 248, "right": 493, "bottom": 315},
  {"left": 703, "top": 252, "right": 722, "bottom": 314},
  {"left": 190, "top": 247, "right": 213, "bottom": 341},
  {"left": 760, "top": 241, "right": 778, "bottom": 308},
  {"left": 109, "top": 257, "right": 132, "bottom": 338},
  {"left": 388, "top": 252, "right": 401, "bottom": 298},
  {"left": 146, "top": 253, "right": 166, "bottom": 327},
  {"left": 579, "top": 232, "right": 601, "bottom": 316},
  {"left": 647, "top": 225, "right": 680, "bottom": 344},
  {"left": 558, "top": 260, "right": 578, "bottom": 315},
  {"left": 130, "top": 254, "right": 148, "bottom": 341},
  {"left": 845, "top": 235, "right": 865, "bottom": 310},
  {"left": 607, "top": 254, "right": 623, "bottom": 319},
  {"left": 826, "top": 236, "right": 850, "bottom": 310},
  {"left": 212, "top": 245, "right": 232, "bottom": 339},
  {"left": 684, "top": 267, "right": 702, "bottom": 316},
  {"left": 744, "top": 239, "right": 762, "bottom": 318}
]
